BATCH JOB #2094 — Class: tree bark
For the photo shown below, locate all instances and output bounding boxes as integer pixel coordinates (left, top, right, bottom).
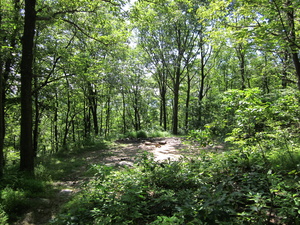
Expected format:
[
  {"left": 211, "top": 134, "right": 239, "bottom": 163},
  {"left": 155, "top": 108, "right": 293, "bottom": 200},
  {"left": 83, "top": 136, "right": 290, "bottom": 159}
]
[
  {"left": 83, "top": 97, "right": 91, "bottom": 137},
  {"left": 285, "top": 0, "right": 300, "bottom": 90},
  {"left": 20, "top": 0, "right": 36, "bottom": 174},
  {"left": 54, "top": 91, "right": 59, "bottom": 152},
  {"left": 0, "top": 0, "right": 5, "bottom": 179},
  {"left": 133, "top": 89, "right": 141, "bottom": 131},
  {"left": 161, "top": 86, "right": 167, "bottom": 131},
  {"left": 105, "top": 95, "right": 111, "bottom": 137},
  {"left": 235, "top": 44, "right": 246, "bottom": 90},
  {"left": 185, "top": 72, "right": 191, "bottom": 131},
  {"left": 33, "top": 71, "right": 39, "bottom": 157},
  {"left": 279, "top": 52, "right": 290, "bottom": 88},
  {"left": 172, "top": 67, "right": 181, "bottom": 135},
  {"left": 292, "top": 53, "right": 300, "bottom": 90},
  {"left": 63, "top": 80, "right": 71, "bottom": 147},
  {"left": 0, "top": 62, "right": 4, "bottom": 178},
  {"left": 122, "top": 90, "right": 127, "bottom": 134},
  {"left": 87, "top": 82, "right": 98, "bottom": 135},
  {"left": 158, "top": 68, "right": 167, "bottom": 131}
]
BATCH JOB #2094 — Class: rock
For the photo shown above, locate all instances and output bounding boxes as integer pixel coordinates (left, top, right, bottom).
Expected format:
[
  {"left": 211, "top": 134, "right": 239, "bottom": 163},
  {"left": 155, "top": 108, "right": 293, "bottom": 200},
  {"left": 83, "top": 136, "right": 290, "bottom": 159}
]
[
  {"left": 158, "top": 140, "right": 167, "bottom": 145},
  {"left": 59, "top": 189, "right": 74, "bottom": 195},
  {"left": 117, "top": 161, "right": 134, "bottom": 167}
]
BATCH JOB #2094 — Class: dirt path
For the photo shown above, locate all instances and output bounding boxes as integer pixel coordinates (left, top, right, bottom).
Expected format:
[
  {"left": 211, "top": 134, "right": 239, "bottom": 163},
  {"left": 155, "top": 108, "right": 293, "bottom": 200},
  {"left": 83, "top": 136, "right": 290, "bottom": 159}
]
[
  {"left": 14, "top": 137, "right": 200, "bottom": 225},
  {"left": 105, "top": 137, "right": 192, "bottom": 165}
]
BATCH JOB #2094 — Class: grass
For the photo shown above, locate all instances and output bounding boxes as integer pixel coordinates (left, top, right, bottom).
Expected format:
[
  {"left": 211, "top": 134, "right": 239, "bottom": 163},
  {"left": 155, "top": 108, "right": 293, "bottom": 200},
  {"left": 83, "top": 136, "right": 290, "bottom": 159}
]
[{"left": 0, "top": 172, "right": 53, "bottom": 223}]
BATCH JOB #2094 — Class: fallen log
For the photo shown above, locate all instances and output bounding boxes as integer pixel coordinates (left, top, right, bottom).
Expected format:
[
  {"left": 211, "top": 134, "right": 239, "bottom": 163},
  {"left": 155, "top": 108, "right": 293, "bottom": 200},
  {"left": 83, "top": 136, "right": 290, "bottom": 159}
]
[
  {"left": 158, "top": 140, "right": 167, "bottom": 145},
  {"left": 144, "top": 142, "right": 162, "bottom": 147}
]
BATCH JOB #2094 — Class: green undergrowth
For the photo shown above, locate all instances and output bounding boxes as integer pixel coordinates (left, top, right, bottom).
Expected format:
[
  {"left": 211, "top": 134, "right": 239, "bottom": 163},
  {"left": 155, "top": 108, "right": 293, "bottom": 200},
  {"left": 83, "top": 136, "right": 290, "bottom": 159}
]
[
  {"left": 37, "top": 139, "right": 112, "bottom": 180},
  {"left": 0, "top": 139, "right": 111, "bottom": 224},
  {"left": 50, "top": 148, "right": 300, "bottom": 225},
  {"left": 121, "top": 130, "right": 172, "bottom": 139},
  {"left": 0, "top": 172, "right": 53, "bottom": 224}
]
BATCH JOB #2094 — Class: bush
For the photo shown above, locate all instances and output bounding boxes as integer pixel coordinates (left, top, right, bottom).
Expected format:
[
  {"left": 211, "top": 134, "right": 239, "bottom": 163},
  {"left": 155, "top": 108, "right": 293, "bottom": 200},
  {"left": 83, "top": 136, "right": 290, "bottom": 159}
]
[
  {"left": 136, "top": 130, "right": 148, "bottom": 138},
  {"left": 148, "top": 130, "right": 170, "bottom": 138},
  {"left": 0, "top": 172, "right": 51, "bottom": 222},
  {"left": 188, "top": 128, "right": 213, "bottom": 147},
  {"left": 122, "top": 130, "right": 170, "bottom": 139},
  {"left": 0, "top": 187, "right": 29, "bottom": 218},
  {"left": 124, "top": 131, "right": 137, "bottom": 138}
]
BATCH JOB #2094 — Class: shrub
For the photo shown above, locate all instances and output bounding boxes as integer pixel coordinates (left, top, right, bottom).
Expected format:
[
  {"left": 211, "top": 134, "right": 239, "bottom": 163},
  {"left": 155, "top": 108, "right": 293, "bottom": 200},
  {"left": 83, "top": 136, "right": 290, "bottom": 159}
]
[
  {"left": 148, "top": 130, "right": 170, "bottom": 138},
  {"left": 125, "top": 131, "right": 137, "bottom": 138},
  {"left": 0, "top": 187, "right": 29, "bottom": 218},
  {"left": 137, "top": 130, "right": 148, "bottom": 138},
  {"left": 188, "top": 128, "right": 213, "bottom": 147}
]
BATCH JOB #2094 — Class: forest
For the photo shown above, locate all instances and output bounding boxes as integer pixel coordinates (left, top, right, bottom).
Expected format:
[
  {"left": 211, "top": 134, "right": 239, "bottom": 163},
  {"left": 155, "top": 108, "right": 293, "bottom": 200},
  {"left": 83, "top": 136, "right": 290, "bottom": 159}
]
[{"left": 0, "top": 0, "right": 300, "bottom": 224}]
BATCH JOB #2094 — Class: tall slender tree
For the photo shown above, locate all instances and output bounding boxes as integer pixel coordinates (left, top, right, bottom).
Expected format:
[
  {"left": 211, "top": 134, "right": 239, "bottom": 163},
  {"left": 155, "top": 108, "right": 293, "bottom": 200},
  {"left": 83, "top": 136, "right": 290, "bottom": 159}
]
[
  {"left": 20, "top": 0, "right": 36, "bottom": 174},
  {"left": 0, "top": 59, "right": 4, "bottom": 178}
]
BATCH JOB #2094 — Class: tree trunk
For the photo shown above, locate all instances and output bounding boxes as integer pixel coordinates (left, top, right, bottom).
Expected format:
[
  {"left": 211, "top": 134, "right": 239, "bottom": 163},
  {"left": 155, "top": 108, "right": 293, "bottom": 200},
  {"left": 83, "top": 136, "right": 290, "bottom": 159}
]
[
  {"left": 185, "top": 73, "right": 191, "bottom": 131},
  {"left": 122, "top": 91, "right": 126, "bottom": 134},
  {"left": 198, "top": 57, "right": 206, "bottom": 127},
  {"left": 88, "top": 82, "right": 98, "bottom": 135},
  {"left": 134, "top": 105, "right": 140, "bottom": 131},
  {"left": 20, "top": 0, "right": 36, "bottom": 174},
  {"left": 63, "top": 85, "right": 71, "bottom": 147},
  {"left": 133, "top": 93, "right": 141, "bottom": 131},
  {"left": 83, "top": 97, "right": 91, "bottom": 137},
  {"left": 279, "top": 52, "right": 290, "bottom": 88},
  {"left": 91, "top": 104, "right": 98, "bottom": 135},
  {"left": 33, "top": 72, "right": 39, "bottom": 157},
  {"left": 159, "top": 70, "right": 167, "bottom": 131},
  {"left": 54, "top": 91, "right": 59, "bottom": 152},
  {"left": 72, "top": 120, "right": 75, "bottom": 142},
  {"left": 0, "top": 62, "right": 4, "bottom": 178},
  {"left": 105, "top": 95, "right": 111, "bottom": 137},
  {"left": 285, "top": 0, "right": 300, "bottom": 90},
  {"left": 292, "top": 53, "right": 300, "bottom": 90},
  {"left": 236, "top": 44, "right": 246, "bottom": 90},
  {"left": 172, "top": 68, "right": 180, "bottom": 135},
  {"left": 161, "top": 88, "right": 167, "bottom": 131},
  {"left": 172, "top": 91, "right": 179, "bottom": 135},
  {"left": 155, "top": 67, "right": 168, "bottom": 131}
]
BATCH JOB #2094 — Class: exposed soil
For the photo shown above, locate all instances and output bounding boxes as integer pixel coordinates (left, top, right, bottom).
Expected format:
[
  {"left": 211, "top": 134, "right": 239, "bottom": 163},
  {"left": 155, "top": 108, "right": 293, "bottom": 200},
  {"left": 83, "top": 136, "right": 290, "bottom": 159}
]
[{"left": 13, "top": 137, "right": 221, "bottom": 225}]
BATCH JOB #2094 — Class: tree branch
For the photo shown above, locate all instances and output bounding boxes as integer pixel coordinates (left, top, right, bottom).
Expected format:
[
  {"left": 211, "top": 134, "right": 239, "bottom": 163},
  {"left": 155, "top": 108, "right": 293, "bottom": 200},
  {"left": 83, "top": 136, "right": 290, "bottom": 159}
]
[{"left": 61, "top": 18, "right": 108, "bottom": 46}]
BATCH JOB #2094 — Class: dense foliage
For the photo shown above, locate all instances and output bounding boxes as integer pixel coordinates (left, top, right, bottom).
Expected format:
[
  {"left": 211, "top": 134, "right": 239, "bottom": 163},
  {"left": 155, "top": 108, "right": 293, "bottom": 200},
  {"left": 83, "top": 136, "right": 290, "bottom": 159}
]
[
  {"left": 0, "top": 0, "right": 299, "bottom": 168},
  {"left": 0, "top": 0, "right": 300, "bottom": 223}
]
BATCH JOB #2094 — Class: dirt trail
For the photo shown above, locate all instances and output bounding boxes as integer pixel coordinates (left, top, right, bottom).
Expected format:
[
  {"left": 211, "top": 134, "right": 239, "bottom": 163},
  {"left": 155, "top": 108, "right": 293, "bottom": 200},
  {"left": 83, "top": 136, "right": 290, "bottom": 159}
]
[
  {"left": 14, "top": 137, "right": 200, "bottom": 225},
  {"left": 106, "top": 137, "right": 190, "bottom": 165},
  {"left": 147, "top": 137, "right": 188, "bottom": 161}
]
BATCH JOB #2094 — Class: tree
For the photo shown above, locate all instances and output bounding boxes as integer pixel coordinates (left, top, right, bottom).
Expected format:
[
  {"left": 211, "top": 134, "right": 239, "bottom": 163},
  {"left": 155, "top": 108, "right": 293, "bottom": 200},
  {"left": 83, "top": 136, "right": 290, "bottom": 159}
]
[
  {"left": 0, "top": 7, "right": 4, "bottom": 177},
  {"left": 261, "top": 0, "right": 300, "bottom": 89},
  {"left": 0, "top": 0, "right": 22, "bottom": 177},
  {"left": 132, "top": 0, "right": 202, "bottom": 134},
  {"left": 235, "top": 0, "right": 300, "bottom": 89},
  {"left": 19, "top": 0, "right": 36, "bottom": 174},
  {"left": 0, "top": 56, "right": 4, "bottom": 178}
]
